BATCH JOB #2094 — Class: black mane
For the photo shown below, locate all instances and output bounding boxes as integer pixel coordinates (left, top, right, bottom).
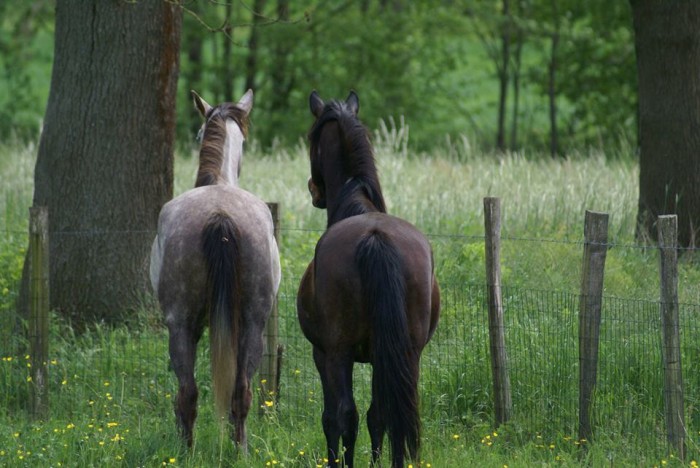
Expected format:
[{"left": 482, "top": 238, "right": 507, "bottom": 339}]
[{"left": 308, "top": 100, "right": 386, "bottom": 225}]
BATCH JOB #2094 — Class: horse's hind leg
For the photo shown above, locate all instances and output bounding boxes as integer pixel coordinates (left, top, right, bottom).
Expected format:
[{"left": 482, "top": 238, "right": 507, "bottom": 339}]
[
  {"left": 229, "top": 372, "right": 252, "bottom": 453},
  {"left": 314, "top": 347, "right": 358, "bottom": 468},
  {"left": 229, "top": 323, "right": 263, "bottom": 454},
  {"left": 367, "top": 384, "right": 386, "bottom": 465},
  {"left": 168, "top": 324, "right": 200, "bottom": 447}
]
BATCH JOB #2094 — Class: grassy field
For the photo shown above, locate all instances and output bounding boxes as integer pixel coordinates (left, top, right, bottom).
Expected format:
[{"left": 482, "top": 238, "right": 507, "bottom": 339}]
[{"left": 1, "top": 135, "right": 699, "bottom": 467}]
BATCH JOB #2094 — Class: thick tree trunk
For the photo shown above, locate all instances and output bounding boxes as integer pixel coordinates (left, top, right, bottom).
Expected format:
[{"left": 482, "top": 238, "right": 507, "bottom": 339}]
[
  {"left": 26, "top": 0, "right": 182, "bottom": 326},
  {"left": 631, "top": 0, "right": 700, "bottom": 247}
]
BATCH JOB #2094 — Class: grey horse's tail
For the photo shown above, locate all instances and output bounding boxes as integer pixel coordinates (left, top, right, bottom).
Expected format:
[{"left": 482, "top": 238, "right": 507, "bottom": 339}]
[{"left": 202, "top": 212, "right": 240, "bottom": 420}]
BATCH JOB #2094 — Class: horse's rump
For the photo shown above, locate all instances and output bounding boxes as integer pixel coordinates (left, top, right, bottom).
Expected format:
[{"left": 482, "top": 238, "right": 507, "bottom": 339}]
[
  {"left": 307, "top": 213, "right": 435, "bottom": 344},
  {"left": 152, "top": 186, "right": 280, "bottom": 418}
]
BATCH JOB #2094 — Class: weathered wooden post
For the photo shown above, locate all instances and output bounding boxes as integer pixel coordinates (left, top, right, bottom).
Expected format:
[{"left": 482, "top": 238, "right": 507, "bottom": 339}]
[
  {"left": 578, "top": 210, "right": 608, "bottom": 442},
  {"left": 29, "top": 206, "right": 49, "bottom": 419},
  {"left": 657, "top": 214, "right": 686, "bottom": 459},
  {"left": 483, "top": 197, "right": 512, "bottom": 425},
  {"left": 260, "top": 202, "right": 281, "bottom": 413}
]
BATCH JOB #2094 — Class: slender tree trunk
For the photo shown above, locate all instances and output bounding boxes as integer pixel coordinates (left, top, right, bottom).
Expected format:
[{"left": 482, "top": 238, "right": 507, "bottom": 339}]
[
  {"left": 211, "top": 30, "right": 220, "bottom": 101},
  {"left": 631, "top": 0, "right": 700, "bottom": 247},
  {"left": 23, "top": 0, "right": 182, "bottom": 326},
  {"left": 222, "top": 2, "right": 234, "bottom": 102},
  {"left": 548, "top": 4, "right": 560, "bottom": 159},
  {"left": 271, "top": 0, "right": 291, "bottom": 97},
  {"left": 496, "top": 0, "right": 511, "bottom": 152},
  {"left": 183, "top": 9, "right": 204, "bottom": 138},
  {"left": 509, "top": 21, "right": 524, "bottom": 151},
  {"left": 245, "top": 0, "right": 267, "bottom": 93},
  {"left": 263, "top": 0, "right": 292, "bottom": 145}
]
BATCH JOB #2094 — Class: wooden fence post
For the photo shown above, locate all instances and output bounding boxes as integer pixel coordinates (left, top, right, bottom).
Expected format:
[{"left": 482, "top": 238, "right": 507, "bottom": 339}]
[
  {"left": 483, "top": 197, "right": 512, "bottom": 425},
  {"left": 578, "top": 210, "right": 609, "bottom": 442},
  {"left": 29, "top": 206, "right": 49, "bottom": 419},
  {"left": 260, "top": 202, "right": 281, "bottom": 413},
  {"left": 657, "top": 214, "right": 686, "bottom": 459}
]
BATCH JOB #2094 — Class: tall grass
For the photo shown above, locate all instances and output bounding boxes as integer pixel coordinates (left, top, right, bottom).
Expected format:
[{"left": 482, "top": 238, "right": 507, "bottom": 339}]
[
  {"left": 0, "top": 140, "right": 33, "bottom": 336},
  {"left": 1, "top": 134, "right": 698, "bottom": 467}
]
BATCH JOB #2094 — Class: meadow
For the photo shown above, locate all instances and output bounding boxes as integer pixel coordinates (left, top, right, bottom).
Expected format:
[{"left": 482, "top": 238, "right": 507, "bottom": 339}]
[{"left": 1, "top": 128, "right": 699, "bottom": 467}]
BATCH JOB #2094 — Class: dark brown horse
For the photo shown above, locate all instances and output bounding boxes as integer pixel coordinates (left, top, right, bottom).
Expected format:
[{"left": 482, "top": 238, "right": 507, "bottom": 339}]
[
  {"left": 297, "top": 90, "right": 440, "bottom": 468},
  {"left": 150, "top": 90, "right": 280, "bottom": 452}
]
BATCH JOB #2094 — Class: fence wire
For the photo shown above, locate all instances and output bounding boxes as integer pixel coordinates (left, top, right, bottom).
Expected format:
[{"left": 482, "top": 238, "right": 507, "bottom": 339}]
[{"left": 2, "top": 229, "right": 700, "bottom": 458}]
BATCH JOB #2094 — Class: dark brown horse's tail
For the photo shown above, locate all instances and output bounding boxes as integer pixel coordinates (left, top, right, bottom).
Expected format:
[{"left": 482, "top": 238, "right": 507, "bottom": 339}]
[
  {"left": 202, "top": 212, "right": 240, "bottom": 421},
  {"left": 355, "top": 230, "right": 420, "bottom": 465}
]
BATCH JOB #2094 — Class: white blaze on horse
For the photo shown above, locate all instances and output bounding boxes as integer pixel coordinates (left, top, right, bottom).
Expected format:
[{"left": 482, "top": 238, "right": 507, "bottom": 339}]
[{"left": 150, "top": 89, "right": 280, "bottom": 452}]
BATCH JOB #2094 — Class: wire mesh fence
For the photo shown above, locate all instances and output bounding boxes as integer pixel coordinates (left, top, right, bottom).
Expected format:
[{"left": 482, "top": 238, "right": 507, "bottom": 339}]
[{"left": 2, "top": 226, "right": 700, "bottom": 457}]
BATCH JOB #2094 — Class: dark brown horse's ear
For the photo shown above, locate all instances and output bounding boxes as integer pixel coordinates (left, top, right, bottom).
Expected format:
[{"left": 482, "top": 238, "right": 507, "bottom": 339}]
[
  {"left": 310, "top": 90, "right": 324, "bottom": 117},
  {"left": 346, "top": 90, "right": 359, "bottom": 115},
  {"left": 191, "top": 90, "right": 212, "bottom": 118}
]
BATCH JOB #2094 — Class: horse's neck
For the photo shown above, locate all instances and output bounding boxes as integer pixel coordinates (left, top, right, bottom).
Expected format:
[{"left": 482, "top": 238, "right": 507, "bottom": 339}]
[
  {"left": 218, "top": 120, "right": 243, "bottom": 186},
  {"left": 326, "top": 178, "right": 383, "bottom": 227},
  {"left": 197, "top": 119, "right": 243, "bottom": 187}
]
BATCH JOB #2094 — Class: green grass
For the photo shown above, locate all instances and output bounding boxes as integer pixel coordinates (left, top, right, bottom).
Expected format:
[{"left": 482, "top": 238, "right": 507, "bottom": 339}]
[{"left": 1, "top": 136, "right": 700, "bottom": 467}]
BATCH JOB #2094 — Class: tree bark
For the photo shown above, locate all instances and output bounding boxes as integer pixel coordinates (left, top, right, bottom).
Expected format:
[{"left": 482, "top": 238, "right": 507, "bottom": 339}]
[
  {"left": 26, "top": 0, "right": 182, "bottom": 326},
  {"left": 631, "top": 0, "right": 700, "bottom": 247}
]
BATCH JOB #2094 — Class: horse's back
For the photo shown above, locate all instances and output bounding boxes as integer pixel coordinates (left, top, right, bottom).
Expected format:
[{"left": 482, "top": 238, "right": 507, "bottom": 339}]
[
  {"left": 298, "top": 212, "right": 438, "bottom": 356},
  {"left": 151, "top": 185, "right": 280, "bottom": 324}
]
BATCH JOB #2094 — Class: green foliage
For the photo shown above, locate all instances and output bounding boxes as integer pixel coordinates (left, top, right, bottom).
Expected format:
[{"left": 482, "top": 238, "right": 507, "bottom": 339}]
[
  {"left": 0, "top": 139, "right": 33, "bottom": 329},
  {"left": 0, "top": 1, "right": 638, "bottom": 154},
  {"left": 538, "top": 0, "right": 637, "bottom": 150},
  {"left": 0, "top": 3, "right": 53, "bottom": 141},
  {"left": 0, "top": 235, "right": 24, "bottom": 313}
]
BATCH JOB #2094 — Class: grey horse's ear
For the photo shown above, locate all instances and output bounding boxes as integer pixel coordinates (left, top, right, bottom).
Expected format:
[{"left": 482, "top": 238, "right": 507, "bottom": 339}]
[
  {"left": 310, "top": 90, "right": 324, "bottom": 117},
  {"left": 237, "top": 89, "right": 254, "bottom": 116},
  {"left": 191, "top": 90, "right": 212, "bottom": 118},
  {"left": 346, "top": 90, "right": 359, "bottom": 115}
]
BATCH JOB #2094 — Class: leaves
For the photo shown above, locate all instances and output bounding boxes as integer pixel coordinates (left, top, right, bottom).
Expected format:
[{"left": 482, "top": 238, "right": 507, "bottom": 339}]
[{"left": 1, "top": 1, "right": 637, "bottom": 154}]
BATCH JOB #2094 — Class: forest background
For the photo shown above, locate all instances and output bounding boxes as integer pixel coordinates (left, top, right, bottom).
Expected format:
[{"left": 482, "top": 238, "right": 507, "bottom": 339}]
[{"left": 0, "top": 0, "right": 635, "bottom": 157}]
